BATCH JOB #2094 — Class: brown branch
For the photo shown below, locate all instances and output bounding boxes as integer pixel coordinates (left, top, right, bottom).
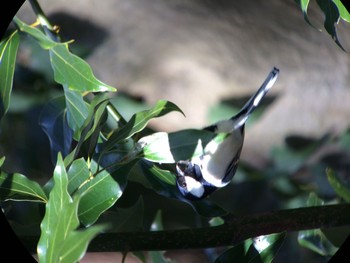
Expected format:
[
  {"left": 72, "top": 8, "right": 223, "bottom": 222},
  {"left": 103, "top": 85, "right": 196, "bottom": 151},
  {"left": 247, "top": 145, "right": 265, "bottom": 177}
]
[{"left": 20, "top": 203, "right": 350, "bottom": 253}]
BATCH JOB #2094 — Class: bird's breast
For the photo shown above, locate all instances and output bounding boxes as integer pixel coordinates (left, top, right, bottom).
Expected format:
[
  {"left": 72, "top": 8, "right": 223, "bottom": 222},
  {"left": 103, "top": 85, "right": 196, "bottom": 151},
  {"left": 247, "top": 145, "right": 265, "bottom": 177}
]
[{"left": 192, "top": 129, "right": 244, "bottom": 188}]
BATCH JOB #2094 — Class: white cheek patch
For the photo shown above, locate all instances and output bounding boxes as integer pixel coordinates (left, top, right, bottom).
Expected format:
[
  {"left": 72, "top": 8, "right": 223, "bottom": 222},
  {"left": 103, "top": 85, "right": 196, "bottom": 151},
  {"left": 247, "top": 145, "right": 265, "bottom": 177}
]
[{"left": 184, "top": 176, "right": 205, "bottom": 198}]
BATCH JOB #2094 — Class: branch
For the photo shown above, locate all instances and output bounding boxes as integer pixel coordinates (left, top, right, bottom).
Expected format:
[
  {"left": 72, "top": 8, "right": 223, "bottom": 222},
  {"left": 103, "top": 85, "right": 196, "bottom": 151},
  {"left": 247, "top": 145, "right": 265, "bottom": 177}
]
[
  {"left": 20, "top": 203, "right": 350, "bottom": 253},
  {"left": 28, "top": 0, "right": 60, "bottom": 42}
]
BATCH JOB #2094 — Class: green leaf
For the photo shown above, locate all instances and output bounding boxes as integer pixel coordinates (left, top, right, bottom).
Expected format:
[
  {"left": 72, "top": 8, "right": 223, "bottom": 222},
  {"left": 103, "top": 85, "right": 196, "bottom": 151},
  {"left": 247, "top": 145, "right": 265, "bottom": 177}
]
[
  {"left": 101, "top": 154, "right": 140, "bottom": 190},
  {"left": 217, "top": 234, "right": 285, "bottom": 263},
  {"left": 150, "top": 210, "right": 164, "bottom": 231},
  {"left": 252, "top": 233, "right": 286, "bottom": 263},
  {"left": 294, "top": 0, "right": 319, "bottom": 28},
  {"left": 45, "top": 155, "right": 129, "bottom": 214},
  {"left": 58, "top": 224, "right": 106, "bottom": 263},
  {"left": 333, "top": 0, "right": 350, "bottom": 22},
  {"left": 0, "top": 31, "right": 20, "bottom": 119},
  {"left": 49, "top": 44, "right": 116, "bottom": 92},
  {"left": 103, "top": 196, "right": 144, "bottom": 232},
  {"left": 13, "top": 17, "right": 58, "bottom": 49},
  {"left": 148, "top": 211, "right": 174, "bottom": 263},
  {"left": 138, "top": 129, "right": 218, "bottom": 163},
  {"left": 37, "top": 153, "right": 107, "bottom": 263},
  {"left": 61, "top": 94, "right": 110, "bottom": 168},
  {"left": 307, "top": 192, "right": 324, "bottom": 206},
  {"left": 209, "top": 217, "right": 225, "bottom": 227},
  {"left": 64, "top": 87, "right": 89, "bottom": 140},
  {"left": 295, "top": 0, "right": 347, "bottom": 50},
  {"left": 0, "top": 157, "right": 47, "bottom": 202},
  {"left": 338, "top": 129, "right": 350, "bottom": 151},
  {"left": 142, "top": 162, "right": 176, "bottom": 186},
  {"left": 39, "top": 96, "right": 73, "bottom": 162},
  {"left": 215, "top": 242, "right": 248, "bottom": 263},
  {"left": 104, "top": 100, "right": 184, "bottom": 151},
  {"left": 316, "top": 0, "right": 345, "bottom": 51},
  {"left": 326, "top": 168, "right": 350, "bottom": 202},
  {"left": 270, "top": 147, "right": 308, "bottom": 174},
  {"left": 13, "top": 17, "right": 116, "bottom": 93},
  {"left": 298, "top": 192, "right": 338, "bottom": 257},
  {"left": 79, "top": 93, "right": 110, "bottom": 142},
  {"left": 75, "top": 94, "right": 110, "bottom": 158},
  {"left": 298, "top": 228, "right": 338, "bottom": 256},
  {"left": 295, "top": 0, "right": 310, "bottom": 16},
  {"left": 67, "top": 158, "right": 90, "bottom": 194},
  {"left": 0, "top": 169, "right": 47, "bottom": 203},
  {"left": 76, "top": 159, "right": 122, "bottom": 226}
]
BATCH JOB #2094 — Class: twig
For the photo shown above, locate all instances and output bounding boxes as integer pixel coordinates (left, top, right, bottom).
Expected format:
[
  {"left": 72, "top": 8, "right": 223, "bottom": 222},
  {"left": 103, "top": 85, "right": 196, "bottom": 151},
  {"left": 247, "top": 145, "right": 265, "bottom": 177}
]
[
  {"left": 20, "top": 203, "right": 350, "bottom": 253},
  {"left": 28, "top": 0, "right": 60, "bottom": 42}
]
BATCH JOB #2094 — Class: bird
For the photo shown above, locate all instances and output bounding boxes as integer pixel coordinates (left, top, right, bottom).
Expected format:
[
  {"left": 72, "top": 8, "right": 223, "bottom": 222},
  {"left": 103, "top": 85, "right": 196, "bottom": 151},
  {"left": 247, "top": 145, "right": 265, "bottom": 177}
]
[{"left": 175, "top": 67, "right": 279, "bottom": 200}]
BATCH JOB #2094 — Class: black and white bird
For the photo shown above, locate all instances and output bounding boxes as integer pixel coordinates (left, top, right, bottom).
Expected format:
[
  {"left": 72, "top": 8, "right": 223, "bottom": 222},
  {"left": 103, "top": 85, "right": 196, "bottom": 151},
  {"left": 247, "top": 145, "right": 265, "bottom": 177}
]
[{"left": 175, "top": 67, "right": 279, "bottom": 200}]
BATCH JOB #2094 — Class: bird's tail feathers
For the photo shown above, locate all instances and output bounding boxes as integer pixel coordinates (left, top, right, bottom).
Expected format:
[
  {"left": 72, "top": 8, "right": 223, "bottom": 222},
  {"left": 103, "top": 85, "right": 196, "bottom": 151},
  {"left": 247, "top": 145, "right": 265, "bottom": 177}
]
[{"left": 231, "top": 67, "right": 279, "bottom": 129}]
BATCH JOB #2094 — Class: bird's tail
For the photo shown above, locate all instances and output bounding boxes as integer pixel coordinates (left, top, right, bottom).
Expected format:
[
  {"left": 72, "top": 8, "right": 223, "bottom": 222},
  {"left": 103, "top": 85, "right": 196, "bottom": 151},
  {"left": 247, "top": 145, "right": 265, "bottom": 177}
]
[{"left": 231, "top": 67, "right": 279, "bottom": 129}]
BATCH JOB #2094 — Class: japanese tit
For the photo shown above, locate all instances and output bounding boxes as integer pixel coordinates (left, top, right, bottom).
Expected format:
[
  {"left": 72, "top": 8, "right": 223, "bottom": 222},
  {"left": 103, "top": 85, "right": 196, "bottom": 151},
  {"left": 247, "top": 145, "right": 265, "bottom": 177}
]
[{"left": 175, "top": 67, "right": 279, "bottom": 200}]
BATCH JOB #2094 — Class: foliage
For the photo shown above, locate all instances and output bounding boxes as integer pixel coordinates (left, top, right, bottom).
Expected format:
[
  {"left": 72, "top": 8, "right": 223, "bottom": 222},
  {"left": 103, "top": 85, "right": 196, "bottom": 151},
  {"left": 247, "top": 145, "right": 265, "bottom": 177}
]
[
  {"left": 0, "top": 1, "right": 350, "bottom": 262},
  {"left": 295, "top": 0, "right": 350, "bottom": 50}
]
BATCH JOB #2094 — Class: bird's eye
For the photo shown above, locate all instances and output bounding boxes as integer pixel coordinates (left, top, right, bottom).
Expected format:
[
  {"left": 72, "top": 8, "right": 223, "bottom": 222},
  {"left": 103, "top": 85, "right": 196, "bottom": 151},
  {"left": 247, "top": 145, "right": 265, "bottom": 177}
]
[{"left": 181, "top": 182, "right": 187, "bottom": 188}]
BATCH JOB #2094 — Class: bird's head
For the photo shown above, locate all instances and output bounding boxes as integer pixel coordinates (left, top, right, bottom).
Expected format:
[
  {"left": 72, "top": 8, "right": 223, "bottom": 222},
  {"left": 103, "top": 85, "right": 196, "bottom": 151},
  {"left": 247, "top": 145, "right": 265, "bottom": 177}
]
[{"left": 175, "top": 160, "right": 217, "bottom": 200}]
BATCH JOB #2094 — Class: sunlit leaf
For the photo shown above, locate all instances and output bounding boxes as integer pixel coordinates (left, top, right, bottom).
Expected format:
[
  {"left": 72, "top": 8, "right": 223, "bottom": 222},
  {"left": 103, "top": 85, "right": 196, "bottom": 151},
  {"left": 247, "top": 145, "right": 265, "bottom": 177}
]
[
  {"left": 76, "top": 159, "right": 122, "bottom": 226},
  {"left": 67, "top": 158, "right": 90, "bottom": 194},
  {"left": 142, "top": 162, "right": 176, "bottom": 186},
  {"left": 295, "top": 0, "right": 347, "bottom": 49},
  {"left": 37, "top": 153, "right": 107, "bottom": 263},
  {"left": 109, "top": 94, "right": 149, "bottom": 126},
  {"left": 0, "top": 31, "right": 19, "bottom": 120},
  {"left": 39, "top": 96, "right": 73, "bottom": 162},
  {"left": 43, "top": 156, "right": 127, "bottom": 226},
  {"left": 326, "top": 168, "right": 350, "bottom": 202},
  {"left": 13, "top": 17, "right": 116, "bottom": 93},
  {"left": 316, "top": 0, "right": 345, "bottom": 51},
  {"left": 49, "top": 44, "right": 116, "bottom": 92},
  {"left": 13, "top": 17, "right": 57, "bottom": 49},
  {"left": 294, "top": 0, "right": 318, "bottom": 28},
  {"left": 0, "top": 161, "right": 47, "bottom": 203},
  {"left": 58, "top": 224, "right": 106, "bottom": 263},
  {"left": 150, "top": 210, "right": 164, "bottom": 231},
  {"left": 252, "top": 233, "right": 286, "bottom": 263},
  {"left": 104, "top": 100, "right": 184, "bottom": 152},
  {"left": 333, "top": 0, "right": 350, "bottom": 22}
]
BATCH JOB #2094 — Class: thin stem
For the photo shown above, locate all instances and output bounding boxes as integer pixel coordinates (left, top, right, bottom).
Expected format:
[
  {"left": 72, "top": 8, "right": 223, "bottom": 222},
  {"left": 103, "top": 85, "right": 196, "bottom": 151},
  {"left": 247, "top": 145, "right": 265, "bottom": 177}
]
[
  {"left": 106, "top": 103, "right": 127, "bottom": 127},
  {"left": 20, "top": 203, "right": 350, "bottom": 253},
  {"left": 28, "top": 0, "right": 60, "bottom": 42}
]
